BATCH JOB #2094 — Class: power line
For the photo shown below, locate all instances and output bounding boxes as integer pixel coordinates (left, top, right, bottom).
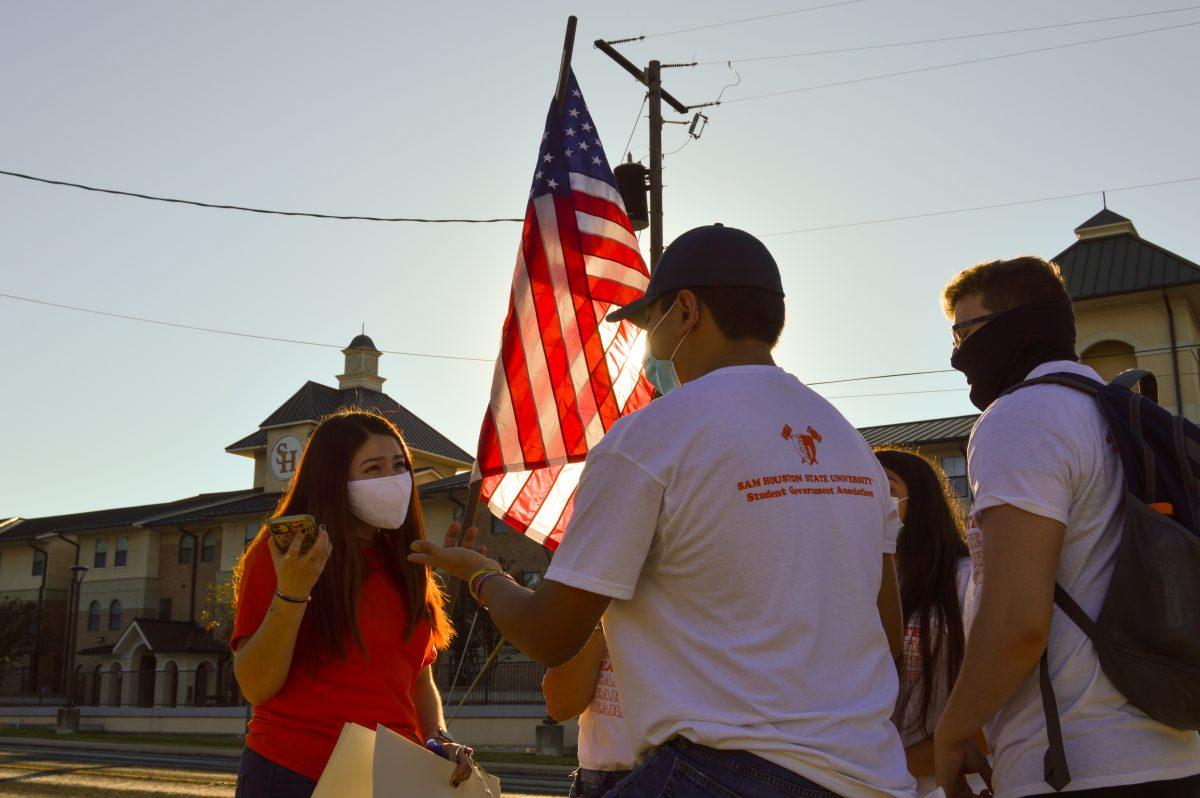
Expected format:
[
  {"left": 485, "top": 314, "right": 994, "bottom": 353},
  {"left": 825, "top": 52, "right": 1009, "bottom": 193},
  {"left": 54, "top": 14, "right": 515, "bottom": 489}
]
[
  {"left": 0, "top": 169, "right": 523, "bottom": 224},
  {"left": 697, "top": 5, "right": 1200, "bottom": 65},
  {"left": 758, "top": 175, "right": 1200, "bottom": 238},
  {"left": 610, "top": 0, "right": 873, "bottom": 42},
  {"left": 824, "top": 387, "right": 967, "bottom": 399},
  {"left": 721, "top": 20, "right": 1200, "bottom": 105},
  {"left": 7, "top": 288, "right": 1194, "bottom": 391},
  {"left": 0, "top": 292, "right": 496, "bottom": 363}
]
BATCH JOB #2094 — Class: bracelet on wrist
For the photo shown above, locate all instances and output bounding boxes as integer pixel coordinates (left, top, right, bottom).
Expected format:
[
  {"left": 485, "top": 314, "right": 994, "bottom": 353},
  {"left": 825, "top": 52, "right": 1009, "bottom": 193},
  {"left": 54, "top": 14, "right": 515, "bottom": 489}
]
[
  {"left": 467, "top": 567, "right": 503, "bottom": 601},
  {"left": 275, "top": 589, "right": 311, "bottom": 604},
  {"left": 472, "top": 571, "right": 517, "bottom": 608}
]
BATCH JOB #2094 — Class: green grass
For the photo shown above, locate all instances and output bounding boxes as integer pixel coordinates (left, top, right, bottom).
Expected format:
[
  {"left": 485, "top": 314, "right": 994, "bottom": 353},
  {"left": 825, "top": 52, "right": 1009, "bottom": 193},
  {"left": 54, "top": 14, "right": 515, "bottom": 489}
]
[
  {"left": 473, "top": 751, "right": 577, "bottom": 767},
  {"left": 0, "top": 728, "right": 242, "bottom": 749}
]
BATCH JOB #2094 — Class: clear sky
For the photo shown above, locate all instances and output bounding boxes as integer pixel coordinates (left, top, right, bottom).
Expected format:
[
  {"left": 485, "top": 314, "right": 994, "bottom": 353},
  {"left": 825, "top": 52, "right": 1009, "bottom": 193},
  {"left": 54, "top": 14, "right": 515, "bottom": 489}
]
[{"left": 3, "top": 1, "right": 1198, "bottom": 518}]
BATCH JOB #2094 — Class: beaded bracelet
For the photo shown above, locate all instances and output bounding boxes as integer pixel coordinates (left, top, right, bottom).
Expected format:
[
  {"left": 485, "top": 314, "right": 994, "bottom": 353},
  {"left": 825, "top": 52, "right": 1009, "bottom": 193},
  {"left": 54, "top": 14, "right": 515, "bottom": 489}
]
[{"left": 275, "top": 589, "right": 311, "bottom": 604}]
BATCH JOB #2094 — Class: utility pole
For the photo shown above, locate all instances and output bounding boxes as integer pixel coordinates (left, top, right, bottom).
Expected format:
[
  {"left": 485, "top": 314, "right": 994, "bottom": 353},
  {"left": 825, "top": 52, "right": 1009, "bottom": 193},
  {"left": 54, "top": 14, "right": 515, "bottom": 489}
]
[
  {"left": 594, "top": 41, "right": 693, "bottom": 271},
  {"left": 648, "top": 60, "right": 663, "bottom": 267}
]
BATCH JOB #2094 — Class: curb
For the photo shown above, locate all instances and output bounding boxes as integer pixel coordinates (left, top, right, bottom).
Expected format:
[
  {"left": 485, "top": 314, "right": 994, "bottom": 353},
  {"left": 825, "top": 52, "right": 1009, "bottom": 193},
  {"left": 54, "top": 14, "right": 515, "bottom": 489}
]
[
  {"left": 0, "top": 735, "right": 577, "bottom": 775},
  {"left": 0, "top": 736, "right": 243, "bottom": 760}
]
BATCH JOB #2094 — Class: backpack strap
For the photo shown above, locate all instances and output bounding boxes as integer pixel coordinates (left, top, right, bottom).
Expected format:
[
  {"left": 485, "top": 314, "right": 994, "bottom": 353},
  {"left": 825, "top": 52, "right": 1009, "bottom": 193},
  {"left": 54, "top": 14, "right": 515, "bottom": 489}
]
[
  {"left": 1040, "top": 651, "right": 1072, "bottom": 791},
  {"left": 1039, "top": 584, "right": 1094, "bottom": 792},
  {"left": 1112, "top": 369, "right": 1159, "bottom": 403},
  {"left": 1000, "top": 372, "right": 1104, "bottom": 400}
]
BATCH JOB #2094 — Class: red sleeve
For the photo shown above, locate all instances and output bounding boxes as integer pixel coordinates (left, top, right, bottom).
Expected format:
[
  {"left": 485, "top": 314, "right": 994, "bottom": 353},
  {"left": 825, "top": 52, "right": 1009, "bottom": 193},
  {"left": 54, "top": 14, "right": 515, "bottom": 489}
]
[{"left": 231, "top": 540, "right": 276, "bottom": 653}]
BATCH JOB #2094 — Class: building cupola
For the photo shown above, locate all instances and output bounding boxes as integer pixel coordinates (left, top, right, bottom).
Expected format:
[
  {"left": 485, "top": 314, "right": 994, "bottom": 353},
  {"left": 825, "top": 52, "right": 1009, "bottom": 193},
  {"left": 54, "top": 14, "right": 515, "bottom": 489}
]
[{"left": 337, "top": 333, "right": 385, "bottom": 392}]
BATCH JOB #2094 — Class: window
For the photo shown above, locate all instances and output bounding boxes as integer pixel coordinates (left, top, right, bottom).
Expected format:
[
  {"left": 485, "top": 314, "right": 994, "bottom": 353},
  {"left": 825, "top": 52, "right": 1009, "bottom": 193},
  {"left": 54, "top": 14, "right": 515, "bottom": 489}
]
[
  {"left": 158, "top": 598, "right": 172, "bottom": 621},
  {"left": 201, "top": 532, "right": 216, "bottom": 563},
  {"left": 108, "top": 600, "right": 122, "bottom": 631},
  {"left": 31, "top": 549, "right": 46, "bottom": 577},
  {"left": 244, "top": 524, "right": 258, "bottom": 551},
  {"left": 87, "top": 601, "right": 101, "bottom": 632},
  {"left": 93, "top": 539, "right": 108, "bottom": 569},
  {"left": 114, "top": 537, "right": 128, "bottom": 567},
  {"left": 941, "top": 455, "right": 969, "bottom": 499},
  {"left": 179, "top": 534, "right": 194, "bottom": 565}
]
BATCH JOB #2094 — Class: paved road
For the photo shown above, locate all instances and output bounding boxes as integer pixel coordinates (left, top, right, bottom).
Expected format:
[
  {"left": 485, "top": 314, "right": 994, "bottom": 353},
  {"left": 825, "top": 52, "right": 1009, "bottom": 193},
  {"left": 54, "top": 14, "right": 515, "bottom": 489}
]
[{"left": 0, "top": 744, "right": 569, "bottom": 797}]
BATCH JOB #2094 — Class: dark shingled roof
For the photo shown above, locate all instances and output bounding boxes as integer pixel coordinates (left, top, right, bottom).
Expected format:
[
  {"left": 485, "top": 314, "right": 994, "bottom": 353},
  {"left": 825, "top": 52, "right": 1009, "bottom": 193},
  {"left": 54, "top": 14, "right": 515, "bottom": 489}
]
[
  {"left": 1055, "top": 212, "right": 1200, "bottom": 301},
  {"left": 858, "top": 414, "right": 978, "bottom": 448},
  {"left": 347, "top": 334, "right": 378, "bottom": 351},
  {"left": 0, "top": 489, "right": 259, "bottom": 543},
  {"left": 227, "top": 381, "right": 471, "bottom": 463},
  {"left": 419, "top": 472, "right": 472, "bottom": 496},
  {"left": 226, "top": 429, "right": 267, "bottom": 452},
  {"left": 145, "top": 491, "right": 283, "bottom": 526},
  {"left": 125, "top": 619, "right": 226, "bottom": 654},
  {"left": 1074, "top": 208, "right": 1133, "bottom": 234}
]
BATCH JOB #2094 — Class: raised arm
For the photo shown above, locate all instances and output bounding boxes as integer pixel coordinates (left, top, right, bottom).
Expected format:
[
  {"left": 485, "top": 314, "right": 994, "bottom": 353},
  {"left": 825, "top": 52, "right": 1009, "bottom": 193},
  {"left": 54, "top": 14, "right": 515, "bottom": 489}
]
[{"left": 233, "top": 527, "right": 332, "bottom": 705}]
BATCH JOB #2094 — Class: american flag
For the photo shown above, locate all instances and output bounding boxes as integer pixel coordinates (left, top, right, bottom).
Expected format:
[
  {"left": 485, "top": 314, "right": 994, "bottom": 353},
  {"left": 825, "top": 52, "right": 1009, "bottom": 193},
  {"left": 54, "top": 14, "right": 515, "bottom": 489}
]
[{"left": 474, "top": 71, "right": 653, "bottom": 550}]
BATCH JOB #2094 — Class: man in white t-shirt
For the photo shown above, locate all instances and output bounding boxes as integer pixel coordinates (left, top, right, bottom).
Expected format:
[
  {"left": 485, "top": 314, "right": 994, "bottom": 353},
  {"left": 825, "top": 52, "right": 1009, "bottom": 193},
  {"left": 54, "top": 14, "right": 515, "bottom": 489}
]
[
  {"left": 411, "top": 224, "right": 914, "bottom": 798},
  {"left": 543, "top": 627, "right": 638, "bottom": 797},
  {"left": 933, "top": 256, "right": 1200, "bottom": 798}
]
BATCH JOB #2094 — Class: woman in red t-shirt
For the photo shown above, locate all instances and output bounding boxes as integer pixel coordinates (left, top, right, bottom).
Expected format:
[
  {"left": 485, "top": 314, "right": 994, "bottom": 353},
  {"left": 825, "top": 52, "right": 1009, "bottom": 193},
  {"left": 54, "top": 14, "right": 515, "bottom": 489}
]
[{"left": 231, "top": 410, "right": 471, "bottom": 797}]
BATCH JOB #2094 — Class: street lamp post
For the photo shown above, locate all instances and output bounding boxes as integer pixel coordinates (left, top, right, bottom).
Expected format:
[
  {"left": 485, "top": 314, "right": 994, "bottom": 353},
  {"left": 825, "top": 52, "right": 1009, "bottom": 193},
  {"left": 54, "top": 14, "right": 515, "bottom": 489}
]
[{"left": 56, "top": 564, "right": 88, "bottom": 734}]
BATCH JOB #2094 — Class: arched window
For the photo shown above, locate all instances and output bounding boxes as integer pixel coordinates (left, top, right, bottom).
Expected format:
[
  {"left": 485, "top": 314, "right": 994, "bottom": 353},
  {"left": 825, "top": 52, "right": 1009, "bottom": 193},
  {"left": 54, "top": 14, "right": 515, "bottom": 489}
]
[
  {"left": 114, "top": 537, "right": 128, "bottom": 567},
  {"left": 1081, "top": 340, "right": 1138, "bottom": 383},
  {"left": 108, "top": 600, "right": 122, "bottom": 631},
  {"left": 87, "top": 601, "right": 101, "bottom": 632},
  {"left": 201, "top": 532, "right": 216, "bottom": 563},
  {"left": 179, "top": 534, "right": 194, "bottom": 565},
  {"left": 93, "top": 539, "right": 108, "bottom": 569}
]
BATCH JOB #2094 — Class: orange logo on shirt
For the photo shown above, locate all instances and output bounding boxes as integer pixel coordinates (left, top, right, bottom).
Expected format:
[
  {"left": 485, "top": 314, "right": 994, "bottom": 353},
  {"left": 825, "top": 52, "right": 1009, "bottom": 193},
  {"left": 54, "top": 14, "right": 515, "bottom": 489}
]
[{"left": 782, "top": 424, "right": 823, "bottom": 465}]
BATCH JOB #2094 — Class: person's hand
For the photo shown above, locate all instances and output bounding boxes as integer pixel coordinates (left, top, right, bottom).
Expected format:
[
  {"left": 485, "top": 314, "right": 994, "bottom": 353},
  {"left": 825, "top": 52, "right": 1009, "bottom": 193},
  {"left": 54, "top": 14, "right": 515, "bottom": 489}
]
[
  {"left": 268, "top": 523, "right": 332, "bottom": 599},
  {"left": 935, "top": 732, "right": 992, "bottom": 797},
  {"left": 440, "top": 742, "right": 475, "bottom": 788},
  {"left": 407, "top": 522, "right": 498, "bottom": 582}
]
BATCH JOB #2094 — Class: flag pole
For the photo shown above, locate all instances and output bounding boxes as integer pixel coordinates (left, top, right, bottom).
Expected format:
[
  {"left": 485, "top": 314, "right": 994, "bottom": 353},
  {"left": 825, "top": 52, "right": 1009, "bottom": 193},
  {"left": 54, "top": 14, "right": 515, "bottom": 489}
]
[{"left": 448, "top": 15, "right": 579, "bottom": 723}]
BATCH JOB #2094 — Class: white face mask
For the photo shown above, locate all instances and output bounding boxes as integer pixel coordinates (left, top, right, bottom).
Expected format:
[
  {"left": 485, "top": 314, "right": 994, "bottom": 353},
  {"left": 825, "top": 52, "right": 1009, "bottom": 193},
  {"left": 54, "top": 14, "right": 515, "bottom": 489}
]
[{"left": 347, "top": 471, "right": 413, "bottom": 529}]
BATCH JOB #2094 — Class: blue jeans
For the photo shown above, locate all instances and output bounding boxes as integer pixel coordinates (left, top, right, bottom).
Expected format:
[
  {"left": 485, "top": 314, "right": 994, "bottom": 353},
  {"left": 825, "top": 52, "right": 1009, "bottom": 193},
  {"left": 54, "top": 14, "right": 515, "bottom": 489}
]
[
  {"left": 573, "top": 767, "right": 636, "bottom": 797},
  {"left": 235, "top": 747, "right": 317, "bottom": 798},
  {"left": 603, "top": 737, "right": 842, "bottom": 798}
]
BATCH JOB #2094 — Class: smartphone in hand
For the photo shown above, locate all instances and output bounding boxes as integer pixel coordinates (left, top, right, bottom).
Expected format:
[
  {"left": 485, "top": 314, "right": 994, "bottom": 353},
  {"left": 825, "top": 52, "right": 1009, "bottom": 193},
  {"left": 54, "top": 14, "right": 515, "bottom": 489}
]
[{"left": 267, "top": 514, "right": 318, "bottom": 555}]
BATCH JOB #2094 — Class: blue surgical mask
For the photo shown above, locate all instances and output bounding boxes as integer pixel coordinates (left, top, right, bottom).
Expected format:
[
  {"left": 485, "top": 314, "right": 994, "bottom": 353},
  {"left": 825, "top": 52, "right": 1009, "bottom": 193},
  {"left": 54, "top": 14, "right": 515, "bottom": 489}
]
[
  {"left": 643, "top": 299, "right": 689, "bottom": 396},
  {"left": 643, "top": 350, "right": 681, "bottom": 396}
]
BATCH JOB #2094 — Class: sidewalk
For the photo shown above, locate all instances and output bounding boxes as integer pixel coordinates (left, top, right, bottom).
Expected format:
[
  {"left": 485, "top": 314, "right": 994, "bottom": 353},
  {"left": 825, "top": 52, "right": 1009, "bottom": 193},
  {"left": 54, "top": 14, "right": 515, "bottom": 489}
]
[{"left": 0, "top": 730, "right": 578, "bottom": 775}]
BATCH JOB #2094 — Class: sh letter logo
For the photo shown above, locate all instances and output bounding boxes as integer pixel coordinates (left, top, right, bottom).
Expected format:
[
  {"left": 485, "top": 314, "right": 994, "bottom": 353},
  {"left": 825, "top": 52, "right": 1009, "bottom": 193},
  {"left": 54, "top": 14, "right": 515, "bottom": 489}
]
[{"left": 782, "top": 424, "right": 823, "bottom": 466}]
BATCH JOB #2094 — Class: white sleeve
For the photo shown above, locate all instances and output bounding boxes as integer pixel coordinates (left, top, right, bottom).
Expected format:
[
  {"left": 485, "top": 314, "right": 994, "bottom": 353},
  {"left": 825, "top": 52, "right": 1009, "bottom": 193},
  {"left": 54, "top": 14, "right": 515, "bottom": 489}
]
[
  {"left": 882, "top": 496, "right": 901, "bottom": 555},
  {"left": 968, "top": 402, "right": 1077, "bottom": 525},
  {"left": 544, "top": 449, "right": 665, "bottom": 601}
]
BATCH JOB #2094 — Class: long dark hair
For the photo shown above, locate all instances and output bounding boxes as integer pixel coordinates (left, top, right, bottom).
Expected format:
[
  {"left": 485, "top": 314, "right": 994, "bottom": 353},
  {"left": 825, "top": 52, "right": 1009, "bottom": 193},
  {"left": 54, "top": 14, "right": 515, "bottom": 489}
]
[
  {"left": 875, "top": 447, "right": 968, "bottom": 737},
  {"left": 235, "top": 410, "right": 453, "bottom": 661}
]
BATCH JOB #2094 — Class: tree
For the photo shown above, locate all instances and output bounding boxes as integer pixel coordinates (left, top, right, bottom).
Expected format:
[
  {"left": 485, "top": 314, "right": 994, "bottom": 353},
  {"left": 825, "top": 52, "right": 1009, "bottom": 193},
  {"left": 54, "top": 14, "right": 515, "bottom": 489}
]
[
  {"left": 0, "top": 598, "right": 40, "bottom": 690},
  {"left": 200, "top": 579, "right": 236, "bottom": 643}
]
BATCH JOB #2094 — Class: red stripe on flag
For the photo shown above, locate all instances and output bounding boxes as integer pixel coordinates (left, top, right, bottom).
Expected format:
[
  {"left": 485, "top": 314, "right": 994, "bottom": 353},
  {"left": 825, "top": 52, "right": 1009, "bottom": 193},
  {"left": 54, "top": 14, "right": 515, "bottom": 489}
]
[
  {"left": 571, "top": 192, "right": 634, "bottom": 234},
  {"left": 524, "top": 208, "right": 588, "bottom": 459},
  {"left": 587, "top": 276, "right": 646, "bottom": 308},
  {"left": 554, "top": 195, "right": 622, "bottom": 434},
  {"left": 580, "top": 234, "right": 646, "bottom": 274}
]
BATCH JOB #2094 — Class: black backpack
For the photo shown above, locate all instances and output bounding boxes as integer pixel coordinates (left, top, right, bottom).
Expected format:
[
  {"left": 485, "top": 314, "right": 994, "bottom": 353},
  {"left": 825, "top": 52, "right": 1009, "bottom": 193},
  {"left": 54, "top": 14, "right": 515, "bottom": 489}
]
[{"left": 1001, "top": 369, "right": 1200, "bottom": 791}]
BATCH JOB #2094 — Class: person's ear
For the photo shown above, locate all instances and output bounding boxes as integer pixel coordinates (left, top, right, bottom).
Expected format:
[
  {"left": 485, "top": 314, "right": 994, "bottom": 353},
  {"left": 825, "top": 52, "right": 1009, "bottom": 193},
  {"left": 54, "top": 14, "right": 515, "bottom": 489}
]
[{"left": 677, "top": 290, "right": 701, "bottom": 333}]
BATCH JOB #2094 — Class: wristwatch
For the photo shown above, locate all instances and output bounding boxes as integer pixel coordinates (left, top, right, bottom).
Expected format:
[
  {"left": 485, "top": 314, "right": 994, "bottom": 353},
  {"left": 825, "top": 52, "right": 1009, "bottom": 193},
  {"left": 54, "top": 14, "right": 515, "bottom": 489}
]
[{"left": 433, "top": 729, "right": 456, "bottom": 745}]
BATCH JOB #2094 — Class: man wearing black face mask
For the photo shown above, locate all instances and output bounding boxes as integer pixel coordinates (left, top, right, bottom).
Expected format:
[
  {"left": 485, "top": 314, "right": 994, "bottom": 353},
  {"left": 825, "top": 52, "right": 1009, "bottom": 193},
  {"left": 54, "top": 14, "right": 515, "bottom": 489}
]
[{"left": 933, "top": 257, "right": 1200, "bottom": 798}]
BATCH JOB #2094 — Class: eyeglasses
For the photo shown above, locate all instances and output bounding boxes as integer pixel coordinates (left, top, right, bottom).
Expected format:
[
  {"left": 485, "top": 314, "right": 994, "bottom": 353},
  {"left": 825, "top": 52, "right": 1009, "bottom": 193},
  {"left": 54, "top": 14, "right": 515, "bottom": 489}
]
[{"left": 951, "top": 310, "right": 1005, "bottom": 346}]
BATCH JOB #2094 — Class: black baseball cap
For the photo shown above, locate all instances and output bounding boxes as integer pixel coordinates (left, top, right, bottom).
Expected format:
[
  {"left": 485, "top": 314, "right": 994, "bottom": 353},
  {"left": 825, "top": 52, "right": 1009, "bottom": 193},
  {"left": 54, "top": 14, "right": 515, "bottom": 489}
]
[{"left": 606, "top": 223, "right": 784, "bottom": 325}]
